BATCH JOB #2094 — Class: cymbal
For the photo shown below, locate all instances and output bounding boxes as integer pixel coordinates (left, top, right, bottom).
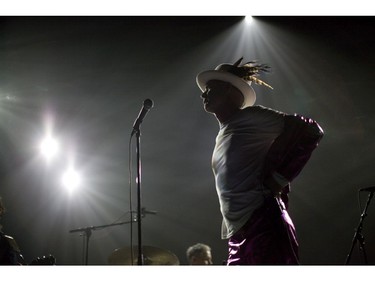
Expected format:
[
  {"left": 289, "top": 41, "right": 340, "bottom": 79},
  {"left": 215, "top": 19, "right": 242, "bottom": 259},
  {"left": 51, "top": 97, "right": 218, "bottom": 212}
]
[{"left": 108, "top": 245, "right": 180, "bottom": 265}]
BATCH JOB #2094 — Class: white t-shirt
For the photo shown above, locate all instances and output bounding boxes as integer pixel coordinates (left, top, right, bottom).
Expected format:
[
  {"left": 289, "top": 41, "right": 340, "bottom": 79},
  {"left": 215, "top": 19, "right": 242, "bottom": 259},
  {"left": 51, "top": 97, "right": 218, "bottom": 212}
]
[{"left": 212, "top": 105, "right": 285, "bottom": 239}]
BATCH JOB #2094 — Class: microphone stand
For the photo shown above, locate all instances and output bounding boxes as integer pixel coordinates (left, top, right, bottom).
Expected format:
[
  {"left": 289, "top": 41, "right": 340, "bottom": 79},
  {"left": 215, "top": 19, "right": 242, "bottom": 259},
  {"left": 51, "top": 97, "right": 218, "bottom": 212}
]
[
  {"left": 345, "top": 191, "right": 374, "bottom": 265},
  {"left": 129, "top": 99, "right": 153, "bottom": 265},
  {"left": 69, "top": 219, "right": 134, "bottom": 265},
  {"left": 134, "top": 129, "right": 144, "bottom": 265}
]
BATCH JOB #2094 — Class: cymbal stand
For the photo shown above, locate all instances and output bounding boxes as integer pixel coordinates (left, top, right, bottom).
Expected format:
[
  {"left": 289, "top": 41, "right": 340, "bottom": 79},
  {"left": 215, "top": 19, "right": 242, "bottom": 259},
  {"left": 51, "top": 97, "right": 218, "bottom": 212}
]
[
  {"left": 345, "top": 191, "right": 374, "bottom": 265},
  {"left": 69, "top": 219, "right": 133, "bottom": 265}
]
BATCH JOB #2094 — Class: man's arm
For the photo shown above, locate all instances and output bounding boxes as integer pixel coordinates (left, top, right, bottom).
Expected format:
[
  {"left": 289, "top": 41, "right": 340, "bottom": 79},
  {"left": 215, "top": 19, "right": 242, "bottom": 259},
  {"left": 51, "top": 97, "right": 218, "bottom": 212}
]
[{"left": 263, "top": 114, "right": 324, "bottom": 198}]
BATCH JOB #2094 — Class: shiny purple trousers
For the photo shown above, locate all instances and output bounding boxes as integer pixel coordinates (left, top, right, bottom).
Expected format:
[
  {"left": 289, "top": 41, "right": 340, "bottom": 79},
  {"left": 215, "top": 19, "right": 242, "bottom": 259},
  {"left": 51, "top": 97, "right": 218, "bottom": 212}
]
[{"left": 227, "top": 197, "right": 299, "bottom": 265}]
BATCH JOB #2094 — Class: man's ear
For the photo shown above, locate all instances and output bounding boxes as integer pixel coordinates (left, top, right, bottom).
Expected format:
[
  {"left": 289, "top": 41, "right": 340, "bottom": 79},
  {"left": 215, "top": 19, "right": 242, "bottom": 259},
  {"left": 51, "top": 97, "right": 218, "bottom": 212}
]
[{"left": 228, "top": 86, "right": 245, "bottom": 109}]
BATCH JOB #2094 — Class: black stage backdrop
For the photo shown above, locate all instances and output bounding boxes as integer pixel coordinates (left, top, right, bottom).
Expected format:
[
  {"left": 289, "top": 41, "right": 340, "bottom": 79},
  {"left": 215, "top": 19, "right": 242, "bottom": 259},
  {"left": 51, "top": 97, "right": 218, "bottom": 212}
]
[{"left": 0, "top": 16, "right": 374, "bottom": 265}]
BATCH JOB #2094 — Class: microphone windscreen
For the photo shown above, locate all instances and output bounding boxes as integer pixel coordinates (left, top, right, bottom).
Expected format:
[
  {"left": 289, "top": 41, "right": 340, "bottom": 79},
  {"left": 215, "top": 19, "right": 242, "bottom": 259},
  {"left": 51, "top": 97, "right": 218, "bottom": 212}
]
[{"left": 143, "top": 99, "right": 154, "bottom": 109}]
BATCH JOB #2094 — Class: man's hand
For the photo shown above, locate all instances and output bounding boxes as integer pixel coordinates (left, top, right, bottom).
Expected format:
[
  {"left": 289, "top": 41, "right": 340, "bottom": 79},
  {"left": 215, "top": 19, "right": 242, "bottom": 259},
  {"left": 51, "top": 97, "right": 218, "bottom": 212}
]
[{"left": 263, "top": 175, "right": 286, "bottom": 198}]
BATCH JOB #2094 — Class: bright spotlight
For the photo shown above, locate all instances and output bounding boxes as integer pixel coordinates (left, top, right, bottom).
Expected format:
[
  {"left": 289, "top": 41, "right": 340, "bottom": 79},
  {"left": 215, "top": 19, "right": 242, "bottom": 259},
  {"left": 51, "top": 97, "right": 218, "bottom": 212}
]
[
  {"left": 245, "top": 16, "right": 254, "bottom": 25},
  {"left": 40, "top": 136, "right": 59, "bottom": 161},
  {"left": 61, "top": 168, "right": 82, "bottom": 193}
]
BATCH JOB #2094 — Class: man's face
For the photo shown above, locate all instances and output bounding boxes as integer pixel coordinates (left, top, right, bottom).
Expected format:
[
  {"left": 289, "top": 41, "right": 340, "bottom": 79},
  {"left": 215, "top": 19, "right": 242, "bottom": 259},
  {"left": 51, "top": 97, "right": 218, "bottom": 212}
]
[
  {"left": 200, "top": 80, "right": 232, "bottom": 113},
  {"left": 200, "top": 80, "right": 243, "bottom": 114},
  {"left": 191, "top": 250, "right": 213, "bottom": 265}
]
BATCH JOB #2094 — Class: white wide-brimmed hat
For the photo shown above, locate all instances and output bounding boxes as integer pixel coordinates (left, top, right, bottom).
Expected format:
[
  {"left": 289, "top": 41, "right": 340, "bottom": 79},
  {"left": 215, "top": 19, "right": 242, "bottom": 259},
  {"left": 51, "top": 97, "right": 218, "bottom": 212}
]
[{"left": 196, "top": 58, "right": 273, "bottom": 109}]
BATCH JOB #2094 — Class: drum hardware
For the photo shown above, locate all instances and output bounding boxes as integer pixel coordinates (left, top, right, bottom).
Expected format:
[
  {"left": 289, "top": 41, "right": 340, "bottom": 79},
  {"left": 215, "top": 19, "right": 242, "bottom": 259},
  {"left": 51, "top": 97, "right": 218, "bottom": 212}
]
[
  {"left": 68, "top": 208, "right": 156, "bottom": 265},
  {"left": 30, "top": 254, "right": 56, "bottom": 265},
  {"left": 69, "top": 219, "right": 134, "bottom": 265}
]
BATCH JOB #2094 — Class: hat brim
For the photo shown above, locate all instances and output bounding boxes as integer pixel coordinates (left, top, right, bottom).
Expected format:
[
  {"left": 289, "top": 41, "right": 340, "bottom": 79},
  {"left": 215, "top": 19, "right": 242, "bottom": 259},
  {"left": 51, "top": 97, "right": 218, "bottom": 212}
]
[{"left": 196, "top": 70, "right": 256, "bottom": 108}]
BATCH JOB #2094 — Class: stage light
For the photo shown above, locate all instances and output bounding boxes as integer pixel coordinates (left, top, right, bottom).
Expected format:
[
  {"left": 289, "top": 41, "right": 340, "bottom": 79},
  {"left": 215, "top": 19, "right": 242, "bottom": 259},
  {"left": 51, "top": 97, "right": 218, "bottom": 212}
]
[
  {"left": 245, "top": 16, "right": 254, "bottom": 25},
  {"left": 40, "top": 135, "right": 60, "bottom": 161},
  {"left": 61, "top": 168, "right": 82, "bottom": 193}
]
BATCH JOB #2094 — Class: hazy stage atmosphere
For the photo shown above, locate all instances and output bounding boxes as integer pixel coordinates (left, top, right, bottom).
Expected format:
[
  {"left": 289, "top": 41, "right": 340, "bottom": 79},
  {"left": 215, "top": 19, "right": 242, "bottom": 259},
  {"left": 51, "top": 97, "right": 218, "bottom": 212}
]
[{"left": 0, "top": 16, "right": 374, "bottom": 265}]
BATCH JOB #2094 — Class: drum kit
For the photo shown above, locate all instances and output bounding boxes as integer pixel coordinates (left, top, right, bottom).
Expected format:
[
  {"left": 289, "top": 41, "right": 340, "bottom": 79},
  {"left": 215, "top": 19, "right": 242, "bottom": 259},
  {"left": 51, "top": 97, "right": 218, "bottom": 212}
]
[{"left": 108, "top": 245, "right": 180, "bottom": 265}]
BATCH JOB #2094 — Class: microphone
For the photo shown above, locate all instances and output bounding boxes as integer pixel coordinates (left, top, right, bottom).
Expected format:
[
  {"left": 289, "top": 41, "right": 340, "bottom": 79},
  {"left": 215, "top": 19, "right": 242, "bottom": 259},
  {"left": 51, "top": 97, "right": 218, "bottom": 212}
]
[
  {"left": 131, "top": 99, "right": 154, "bottom": 136},
  {"left": 359, "top": 186, "right": 375, "bottom": 192}
]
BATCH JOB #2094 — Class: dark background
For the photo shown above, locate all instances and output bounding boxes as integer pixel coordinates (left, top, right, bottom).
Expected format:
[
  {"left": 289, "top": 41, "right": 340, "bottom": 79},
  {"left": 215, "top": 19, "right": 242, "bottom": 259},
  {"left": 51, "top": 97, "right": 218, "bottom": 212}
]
[{"left": 0, "top": 16, "right": 374, "bottom": 265}]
